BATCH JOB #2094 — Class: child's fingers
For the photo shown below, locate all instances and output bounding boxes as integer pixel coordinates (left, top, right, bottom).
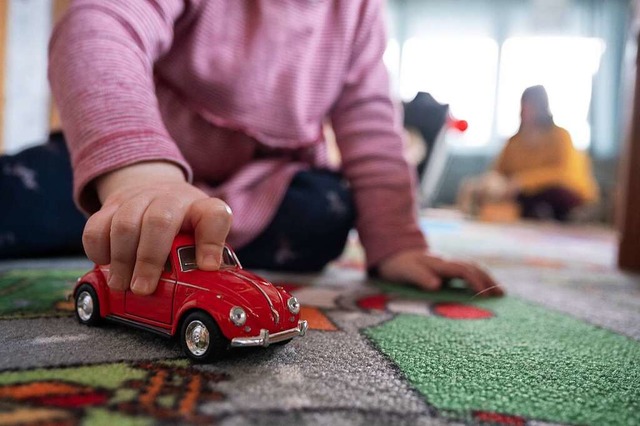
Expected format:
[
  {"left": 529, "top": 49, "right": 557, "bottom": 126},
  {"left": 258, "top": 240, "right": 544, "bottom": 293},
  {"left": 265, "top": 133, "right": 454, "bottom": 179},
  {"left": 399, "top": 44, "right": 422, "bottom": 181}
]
[
  {"left": 188, "top": 198, "right": 233, "bottom": 271},
  {"left": 460, "top": 264, "right": 493, "bottom": 297},
  {"left": 379, "top": 256, "right": 442, "bottom": 291},
  {"left": 82, "top": 203, "right": 118, "bottom": 265},
  {"left": 456, "top": 263, "right": 489, "bottom": 296},
  {"left": 475, "top": 266, "right": 504, "bottom": 296},
  {"left": 454, "top": 261, "right": 503, "bottom": 297},
  {"left": 130, "top": 196, "right": 184, "bottom": 295},
  {"left": 407, "top": 265, "right": 442, "bottom": 291},
  {"left": 426, "top": 258, "right": 489, "bottom": 297},
  {"left": 108, "top": 197, "right": 149, "bottom": 292}
]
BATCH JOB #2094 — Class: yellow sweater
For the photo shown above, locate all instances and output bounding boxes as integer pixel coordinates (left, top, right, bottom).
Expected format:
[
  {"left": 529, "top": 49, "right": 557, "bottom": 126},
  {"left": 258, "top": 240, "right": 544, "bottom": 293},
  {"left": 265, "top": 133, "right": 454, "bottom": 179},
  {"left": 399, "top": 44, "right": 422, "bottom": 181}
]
[{"left": 494, "top": 126, "right": 599, "bottom": 203}]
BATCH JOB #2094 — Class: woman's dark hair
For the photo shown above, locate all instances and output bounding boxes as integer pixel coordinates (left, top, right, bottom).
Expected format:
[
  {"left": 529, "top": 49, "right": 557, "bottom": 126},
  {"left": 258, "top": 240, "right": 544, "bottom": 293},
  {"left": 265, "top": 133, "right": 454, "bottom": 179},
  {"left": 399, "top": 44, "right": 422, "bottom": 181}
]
[{"left": 521, "top": 85, "right": 555, "bottom": 130}]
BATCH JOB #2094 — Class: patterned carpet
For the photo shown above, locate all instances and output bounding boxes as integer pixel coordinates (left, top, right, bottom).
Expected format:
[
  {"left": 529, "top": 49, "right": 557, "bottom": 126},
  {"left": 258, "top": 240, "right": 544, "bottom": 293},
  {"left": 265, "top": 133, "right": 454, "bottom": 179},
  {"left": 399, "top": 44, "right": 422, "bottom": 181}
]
[{"left": 0, "top": 213, "right": 639, "bottom": 425}]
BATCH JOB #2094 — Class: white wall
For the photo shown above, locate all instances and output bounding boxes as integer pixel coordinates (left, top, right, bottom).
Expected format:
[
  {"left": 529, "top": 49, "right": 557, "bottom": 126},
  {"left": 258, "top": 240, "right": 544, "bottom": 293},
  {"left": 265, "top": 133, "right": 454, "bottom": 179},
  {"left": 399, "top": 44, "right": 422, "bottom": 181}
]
[{"left": 3, "top": 0, "right": 53, "bottom": 154}]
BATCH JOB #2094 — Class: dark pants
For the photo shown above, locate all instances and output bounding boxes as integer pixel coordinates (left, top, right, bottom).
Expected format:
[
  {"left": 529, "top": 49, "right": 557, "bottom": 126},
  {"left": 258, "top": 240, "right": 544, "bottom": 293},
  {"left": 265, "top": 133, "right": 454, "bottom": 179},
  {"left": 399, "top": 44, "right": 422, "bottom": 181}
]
[
  {"left": 517, "top": 186, "right": 584, "bottom": 222},
  {"left": 237, "top": 170, "right": 355, "bottom": 271},
  {"left": 0, "top": 134, "right": 355, "bottom": 271},
  {"left": 0, "top": 133, "right": 85, "bottom": 258}
]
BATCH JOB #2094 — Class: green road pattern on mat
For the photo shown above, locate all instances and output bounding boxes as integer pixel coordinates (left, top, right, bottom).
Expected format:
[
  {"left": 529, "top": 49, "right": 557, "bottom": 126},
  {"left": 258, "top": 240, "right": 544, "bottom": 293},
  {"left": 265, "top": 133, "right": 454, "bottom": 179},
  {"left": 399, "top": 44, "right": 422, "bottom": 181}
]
[
  {"left": 82, "top": 408, "right": 153, "bottom": 426},
  {"left": 0, "top": 270, "right": 82, "bottom": 318},
  {"left": 0, "top": 363, "right": 147, "bottom": 388},
  {"left": 365, "top": 286, "right": 640, "bottom": 426}
]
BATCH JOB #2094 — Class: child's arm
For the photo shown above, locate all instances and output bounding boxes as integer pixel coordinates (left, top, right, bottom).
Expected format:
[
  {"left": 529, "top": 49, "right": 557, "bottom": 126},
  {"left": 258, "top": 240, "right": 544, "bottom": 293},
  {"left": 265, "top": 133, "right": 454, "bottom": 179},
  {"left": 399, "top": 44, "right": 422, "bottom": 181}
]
[
  {"left": 330, "top": 1, "right": 502, "bottom": 296},
  {"left": 49, "top": 1, "right": 230, "bottom": 295}
]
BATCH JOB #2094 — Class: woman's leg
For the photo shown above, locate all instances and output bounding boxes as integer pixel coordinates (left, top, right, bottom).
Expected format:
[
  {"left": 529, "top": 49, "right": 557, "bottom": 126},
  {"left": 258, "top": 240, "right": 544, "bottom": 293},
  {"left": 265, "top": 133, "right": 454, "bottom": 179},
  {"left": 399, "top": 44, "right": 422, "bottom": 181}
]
[
  {"left": 517, "top": 186, "right": 583, "bottom": 222},
  {"left": 0, "top": 132, "right": 86, "bottom": 258},
  {"left": 236, "top": 169, "right": 355, "bottom": 272}
]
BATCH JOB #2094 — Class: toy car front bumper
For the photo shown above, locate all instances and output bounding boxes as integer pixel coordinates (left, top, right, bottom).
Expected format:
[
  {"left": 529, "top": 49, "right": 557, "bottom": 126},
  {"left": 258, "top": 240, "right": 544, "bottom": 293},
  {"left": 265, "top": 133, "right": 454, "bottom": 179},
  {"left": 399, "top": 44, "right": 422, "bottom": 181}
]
[{"left": 230, "top": 320, "right": 308, "bottom": 348}]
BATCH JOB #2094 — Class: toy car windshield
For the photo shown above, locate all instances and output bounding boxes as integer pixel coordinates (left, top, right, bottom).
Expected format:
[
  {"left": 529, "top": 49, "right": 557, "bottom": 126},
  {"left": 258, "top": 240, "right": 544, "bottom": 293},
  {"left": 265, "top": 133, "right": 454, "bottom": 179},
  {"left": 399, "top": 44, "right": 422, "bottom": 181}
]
[{"left": 177, "top": 245, "right": 241, "bottom": 272}]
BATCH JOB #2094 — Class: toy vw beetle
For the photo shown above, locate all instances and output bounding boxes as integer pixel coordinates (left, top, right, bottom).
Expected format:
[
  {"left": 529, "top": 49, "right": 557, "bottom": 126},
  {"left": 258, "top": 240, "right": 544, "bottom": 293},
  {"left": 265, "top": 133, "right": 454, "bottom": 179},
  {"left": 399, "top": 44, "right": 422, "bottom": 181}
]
[{"left": 73, "top": 234, "right": 307, "bottom": 362}]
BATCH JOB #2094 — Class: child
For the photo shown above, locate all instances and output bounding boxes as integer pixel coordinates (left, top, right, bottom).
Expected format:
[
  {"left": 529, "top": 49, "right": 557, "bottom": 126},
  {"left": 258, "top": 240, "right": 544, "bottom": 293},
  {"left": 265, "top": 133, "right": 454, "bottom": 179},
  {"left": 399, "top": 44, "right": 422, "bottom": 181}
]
[{"left": 48, "top": 0, "right": 502, "bottom": 297}]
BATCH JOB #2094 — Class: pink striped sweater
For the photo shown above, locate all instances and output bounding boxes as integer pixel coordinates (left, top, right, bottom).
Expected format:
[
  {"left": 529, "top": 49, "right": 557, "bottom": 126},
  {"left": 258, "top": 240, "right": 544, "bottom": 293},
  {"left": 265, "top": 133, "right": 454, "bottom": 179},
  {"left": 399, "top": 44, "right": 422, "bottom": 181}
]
[{"left": 48, "top": 0, "right": 427, "bottom": 267}]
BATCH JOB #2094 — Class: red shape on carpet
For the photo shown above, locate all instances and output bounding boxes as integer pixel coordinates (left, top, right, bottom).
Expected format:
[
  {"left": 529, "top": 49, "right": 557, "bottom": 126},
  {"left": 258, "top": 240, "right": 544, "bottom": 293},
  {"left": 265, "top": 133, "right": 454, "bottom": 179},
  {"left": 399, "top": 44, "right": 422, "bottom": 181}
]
[
  {"left": 433, "top": 303, "right": 493, "bottom": 319},
  {"left": 31, "top": 392, "right": 109, "bottom": 408},
  {"left": 357, "top": 294, "right": 391, "bottom": 311},
  {"left": 473, "top": 411, "right": 526, "bottom": 425}
]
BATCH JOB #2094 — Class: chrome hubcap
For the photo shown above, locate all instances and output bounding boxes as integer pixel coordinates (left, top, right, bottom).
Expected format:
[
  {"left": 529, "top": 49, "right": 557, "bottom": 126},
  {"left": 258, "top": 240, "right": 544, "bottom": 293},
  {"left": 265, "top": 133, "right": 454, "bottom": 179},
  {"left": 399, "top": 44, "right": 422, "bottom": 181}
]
[
  {"left": 77, "top": 291, "right": 94, "bottom": 322},
  {"left": 185, "top": 320, "right": 210, "bottom": 356}
]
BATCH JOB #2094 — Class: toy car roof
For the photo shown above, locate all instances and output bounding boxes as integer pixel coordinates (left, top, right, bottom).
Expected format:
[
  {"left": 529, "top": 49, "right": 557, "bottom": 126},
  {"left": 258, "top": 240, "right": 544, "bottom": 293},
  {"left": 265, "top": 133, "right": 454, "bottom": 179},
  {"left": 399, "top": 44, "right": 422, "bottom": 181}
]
[
  {"left": 172, "top": 234, "right": 233, "bottom": 251},
  {"left": 173, "top": 233, "right": 196, "bottom": 248}
]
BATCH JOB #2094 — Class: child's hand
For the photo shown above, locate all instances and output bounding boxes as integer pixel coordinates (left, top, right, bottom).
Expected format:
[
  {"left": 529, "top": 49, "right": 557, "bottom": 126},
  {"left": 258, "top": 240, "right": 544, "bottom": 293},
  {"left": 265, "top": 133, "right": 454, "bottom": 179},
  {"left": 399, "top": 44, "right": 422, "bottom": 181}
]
[
  {"left": 82, "top": 162, "right": 232, "bottom": 296},
  {"left": 377, "top": 249, "right": 504, "bottom": 297}
]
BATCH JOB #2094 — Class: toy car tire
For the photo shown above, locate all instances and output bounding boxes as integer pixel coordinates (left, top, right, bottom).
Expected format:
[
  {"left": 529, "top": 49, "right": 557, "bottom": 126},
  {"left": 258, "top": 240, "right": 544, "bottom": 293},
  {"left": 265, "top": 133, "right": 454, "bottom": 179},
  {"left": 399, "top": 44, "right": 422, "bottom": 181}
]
[
  {"left": 180, "top": 311, "right": 227, "bottom": 362},
  {"left": 75, "top": 284, "right": 101, "bottom": 326},
  {"left": 273, "top": 338, "right": 293, "bottom": 346}
]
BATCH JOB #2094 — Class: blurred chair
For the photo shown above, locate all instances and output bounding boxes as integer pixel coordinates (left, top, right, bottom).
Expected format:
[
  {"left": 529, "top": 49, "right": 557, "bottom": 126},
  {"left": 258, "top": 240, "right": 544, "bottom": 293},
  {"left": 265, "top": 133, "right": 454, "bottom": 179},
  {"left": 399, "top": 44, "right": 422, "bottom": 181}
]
[{"left": 403, "top": 92, "right": 467, "bottom": 207}]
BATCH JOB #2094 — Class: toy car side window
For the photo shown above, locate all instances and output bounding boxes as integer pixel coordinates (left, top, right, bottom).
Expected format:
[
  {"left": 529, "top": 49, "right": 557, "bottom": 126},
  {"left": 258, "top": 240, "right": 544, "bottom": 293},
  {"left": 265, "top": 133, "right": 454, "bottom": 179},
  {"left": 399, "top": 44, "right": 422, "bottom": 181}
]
[
  {"left": 177, "top": 246, "right": 198, "bottom": 272},
  {"left": 164, "top": 258, "right": 172, "bottom": 273},
  {"left": 221, "top": 247, "right": 239, "bottom": 268}
]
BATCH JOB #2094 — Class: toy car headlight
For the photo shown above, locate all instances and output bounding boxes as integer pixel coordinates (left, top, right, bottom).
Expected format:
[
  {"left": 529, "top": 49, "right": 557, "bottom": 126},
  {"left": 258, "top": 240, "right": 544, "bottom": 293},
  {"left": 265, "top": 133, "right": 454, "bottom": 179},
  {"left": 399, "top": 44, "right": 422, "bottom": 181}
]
[
  {"left": 287, "top": 297, "right": 300, "bottom": 314},
  {"left": 229, "top": 306, "right": 247, "bottom": 326}
]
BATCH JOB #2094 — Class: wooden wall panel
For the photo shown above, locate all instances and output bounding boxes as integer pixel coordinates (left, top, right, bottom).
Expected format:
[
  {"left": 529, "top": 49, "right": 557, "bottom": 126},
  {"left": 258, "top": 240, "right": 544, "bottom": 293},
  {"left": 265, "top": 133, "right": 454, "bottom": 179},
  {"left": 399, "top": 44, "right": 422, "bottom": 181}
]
[
  {"left": 0, "top": 0, "right": 9, "bottom": 152},
  {"left": 618, "top": 32, "right": 640, "bottom": 272},
  {"left": 49, "top": 0, "right": 71, "bottom": 132}
]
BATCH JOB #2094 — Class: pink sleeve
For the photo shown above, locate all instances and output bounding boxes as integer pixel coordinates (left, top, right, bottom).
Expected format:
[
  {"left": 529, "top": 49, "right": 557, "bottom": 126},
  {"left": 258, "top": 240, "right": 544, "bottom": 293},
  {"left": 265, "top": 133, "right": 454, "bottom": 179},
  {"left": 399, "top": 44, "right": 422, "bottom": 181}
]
[
  {"left": 48, "top": 0, "right": 192, "bottom": 214},
  {"left": 330, "top": 0, "right": 428, "bottom": 268}
]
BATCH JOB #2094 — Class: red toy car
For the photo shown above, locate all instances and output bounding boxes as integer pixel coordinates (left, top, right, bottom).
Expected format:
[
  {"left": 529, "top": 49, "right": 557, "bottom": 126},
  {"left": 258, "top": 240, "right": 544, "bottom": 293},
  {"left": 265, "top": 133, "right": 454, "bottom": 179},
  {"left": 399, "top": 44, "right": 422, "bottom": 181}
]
[{"left": 73, "top": 234, "right": 307, "bottom": 362}]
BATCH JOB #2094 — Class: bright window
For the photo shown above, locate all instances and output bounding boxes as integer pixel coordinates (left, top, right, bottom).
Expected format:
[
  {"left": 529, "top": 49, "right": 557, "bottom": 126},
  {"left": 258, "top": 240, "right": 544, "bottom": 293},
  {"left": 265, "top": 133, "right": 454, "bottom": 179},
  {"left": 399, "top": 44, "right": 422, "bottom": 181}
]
[
  {"left": 399, "top": 37, "right": 499, "bottom": 147},
  {"left": 384, "top": 38, "right": 402, "bottom": 95},
  {"left": 384, "top": 38, "right": 401, "bottom": 78},
  {"left": 496, "top": 37, "right": 605, "bottom": 149}
]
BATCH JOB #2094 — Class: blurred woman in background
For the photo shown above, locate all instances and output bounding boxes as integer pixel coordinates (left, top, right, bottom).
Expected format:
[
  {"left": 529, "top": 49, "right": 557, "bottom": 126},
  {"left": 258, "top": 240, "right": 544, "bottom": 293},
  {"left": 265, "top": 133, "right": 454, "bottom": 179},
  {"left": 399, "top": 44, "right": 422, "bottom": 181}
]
[
  {"left": 459, "top": 85, "right": 598, "bottom": 221},
  {"left": 495, "top": 85, "right": 598, "bottom": 221}
]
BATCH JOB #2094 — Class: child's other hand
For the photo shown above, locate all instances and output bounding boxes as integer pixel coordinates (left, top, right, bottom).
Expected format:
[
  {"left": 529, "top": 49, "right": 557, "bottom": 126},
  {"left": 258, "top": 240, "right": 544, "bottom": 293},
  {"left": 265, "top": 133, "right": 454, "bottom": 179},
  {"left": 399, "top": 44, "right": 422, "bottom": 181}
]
[
  {"left": 82, "top": 162, "right": 232, "bottom": 296},
  {"left": 377, "top": 249, "right": 504, "bottom": 297}
]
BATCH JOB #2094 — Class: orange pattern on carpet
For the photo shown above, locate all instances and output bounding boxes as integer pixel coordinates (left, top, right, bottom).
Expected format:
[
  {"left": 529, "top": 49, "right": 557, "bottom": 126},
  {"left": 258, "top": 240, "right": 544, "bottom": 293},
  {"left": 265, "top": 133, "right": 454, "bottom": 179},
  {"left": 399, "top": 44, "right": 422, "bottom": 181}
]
[
  {"left": 300, "top": 306, "right": 337, "bottom": 331},
  {"left": 0, "top": 407, "right": 71, "bottom": 426},
  {"left": 0, "top": 382, "right": 90, "bottom": 400}
]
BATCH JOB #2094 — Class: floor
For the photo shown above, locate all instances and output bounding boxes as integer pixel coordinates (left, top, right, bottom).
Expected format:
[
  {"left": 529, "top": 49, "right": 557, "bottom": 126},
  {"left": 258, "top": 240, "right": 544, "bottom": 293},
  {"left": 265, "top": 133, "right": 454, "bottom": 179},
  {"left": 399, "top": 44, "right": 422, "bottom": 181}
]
[{"left": 0, "top": 213, "right": 638, "bottom": 425}]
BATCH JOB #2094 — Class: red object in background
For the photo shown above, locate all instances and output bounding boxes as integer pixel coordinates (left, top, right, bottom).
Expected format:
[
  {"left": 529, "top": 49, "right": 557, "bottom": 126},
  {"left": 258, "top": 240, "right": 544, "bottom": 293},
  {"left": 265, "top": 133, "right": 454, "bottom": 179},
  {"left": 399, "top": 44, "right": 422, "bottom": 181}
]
[
  {"left": 73, "top": 234, "right": 307, "bottom": 362},
  {"left": 448, "top": 116, "right": 469, "bottom": 132}
]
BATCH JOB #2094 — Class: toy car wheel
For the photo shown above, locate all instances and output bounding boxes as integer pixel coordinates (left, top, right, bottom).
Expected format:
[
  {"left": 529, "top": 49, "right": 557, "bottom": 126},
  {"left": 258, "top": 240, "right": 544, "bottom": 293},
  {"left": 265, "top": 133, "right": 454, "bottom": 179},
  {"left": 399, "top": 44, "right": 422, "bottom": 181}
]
[
  {"left": 180, "top": 311, "right": 227, "bottom": 362},
  {"left": 75, "top": 284, "right": 101, "bottom": 326},
  {"left": 273, "top": 338, "right": 293, "bottom": 346}
]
